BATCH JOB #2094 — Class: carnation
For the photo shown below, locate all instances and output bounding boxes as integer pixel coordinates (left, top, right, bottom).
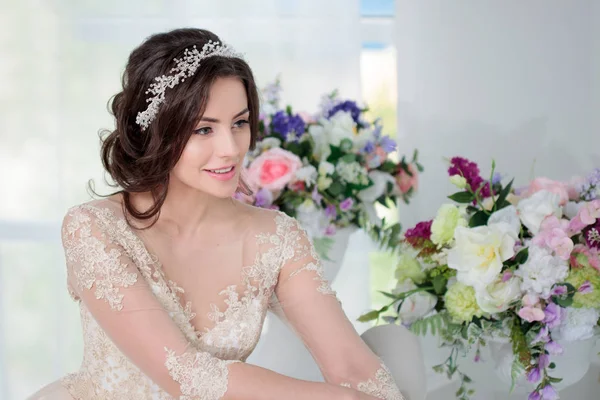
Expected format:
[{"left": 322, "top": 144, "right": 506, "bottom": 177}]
[
  {"left": 395, "top": 253, "right": 426, "bottom": 285},
  {"left": 551, "top": 307, "right": 600, "bottom": 342},
  {"left": 514, "top": 246, "right": 569, "bottom": 299},
  {"left": 444, "top": 282, "right": 485, "bottom": 323},
  {"left": 566, "top": 265, "right": 600, "bottom": 308}
]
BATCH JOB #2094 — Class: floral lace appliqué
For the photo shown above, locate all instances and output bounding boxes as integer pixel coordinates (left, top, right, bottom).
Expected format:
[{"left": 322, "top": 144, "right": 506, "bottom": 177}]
[
  {"left": 164, "top": 347, "right": 240, "bottom": 400},
  {"left": 340, "top": 363, "right": 405, "bottom": 400}
]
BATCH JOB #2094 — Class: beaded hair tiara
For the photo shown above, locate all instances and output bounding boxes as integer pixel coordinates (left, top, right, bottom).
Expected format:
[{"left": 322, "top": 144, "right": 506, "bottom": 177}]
[{"left": 135, "top": 40, "right": 243, "bottom": 131}]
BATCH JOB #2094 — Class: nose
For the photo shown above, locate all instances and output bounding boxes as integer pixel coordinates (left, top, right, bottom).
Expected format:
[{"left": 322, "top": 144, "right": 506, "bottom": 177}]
[{"left": 215, "top": 127, "right": 240, "bottom": 160}]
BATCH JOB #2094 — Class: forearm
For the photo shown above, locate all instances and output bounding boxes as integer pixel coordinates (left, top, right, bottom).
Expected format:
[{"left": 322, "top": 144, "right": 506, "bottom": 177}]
[{"left": 224, "top": 362, "right": 365, "bottom": 400}]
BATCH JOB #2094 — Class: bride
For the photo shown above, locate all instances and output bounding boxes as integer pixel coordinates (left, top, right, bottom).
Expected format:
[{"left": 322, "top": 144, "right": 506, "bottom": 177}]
[{"left": 28, "top": 28, "right": 404, "bottom": 400}]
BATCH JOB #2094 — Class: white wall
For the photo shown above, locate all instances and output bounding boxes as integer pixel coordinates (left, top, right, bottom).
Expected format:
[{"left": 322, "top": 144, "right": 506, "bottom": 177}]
[
  {"left": 395, "top": 0, "right": 600, "bottom": 230},
  {"left": 394, "top": 1, "right": 600, "bottom": 397}
]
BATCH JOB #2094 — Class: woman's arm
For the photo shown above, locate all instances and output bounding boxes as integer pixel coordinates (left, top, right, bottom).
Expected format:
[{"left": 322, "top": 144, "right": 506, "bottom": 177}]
[
  {"left": 64, "top": 206, "right": 368, "bottom": 400},
  {"left": 270, "top": 215, "right": 406, "bottom": 400}
]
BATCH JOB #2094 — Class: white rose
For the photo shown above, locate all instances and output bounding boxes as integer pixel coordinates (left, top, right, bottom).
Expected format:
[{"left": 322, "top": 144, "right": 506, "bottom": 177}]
[
  {"left": 393, "top": 279, "right": 438, "bottom": 324},
  {"left": 488, "top": 205, "right": 521, "bottom": 238},
  {"left": 517, "top": 190, "right": 562, "bottom": 234},
  {"left": 357, "top": 171, "right": 396, "bottom": 203},
  {"left": 295, "top": 165, "right": 318, "bottom": 185},
  {"left": 447, "top": 224, "right": 516, "bottom": 290},
  {"left": 475, "top": 276, "right": 522, "bottom": 314}
]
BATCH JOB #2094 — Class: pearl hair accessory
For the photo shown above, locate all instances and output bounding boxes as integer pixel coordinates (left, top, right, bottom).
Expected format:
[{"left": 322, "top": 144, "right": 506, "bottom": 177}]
[{"left": 136, "top": 40, "right": 243, "bottom": 131}]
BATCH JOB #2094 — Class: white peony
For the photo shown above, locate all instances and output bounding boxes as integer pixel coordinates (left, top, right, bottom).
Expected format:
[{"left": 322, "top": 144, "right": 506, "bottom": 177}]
[
  {"left": 475, "top": 276, "right": 522, "bottom": 314},
  {"left": 393, "top": 279, "right": 438, "bottom": 324},
  {"left": 552, "top": 307, "right": 600, "bottom": 342},
  {"left": 488, "top": 205, "right": 521, "bottom": 238},
  {"left": 517, "top": 190, "right": 562, "bottom": 234},
  {"left": 514, "top": 245, "right": 569, "bottom": 299},
  {"left": 447, "top": 223, "right": 516, "bottom": 290}
]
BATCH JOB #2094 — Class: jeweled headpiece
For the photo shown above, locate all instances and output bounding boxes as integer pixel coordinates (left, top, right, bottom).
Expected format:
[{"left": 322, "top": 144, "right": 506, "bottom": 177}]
[{"left": 136, "top": 40, "right": 243, "bottom": 131}]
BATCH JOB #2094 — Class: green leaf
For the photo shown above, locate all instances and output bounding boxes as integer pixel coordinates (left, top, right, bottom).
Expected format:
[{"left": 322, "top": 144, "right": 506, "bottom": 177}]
[
  {"left": 339, "top": 138, "right": 353, "bottom": 152},
  {"left": 432, "top": 275, "right": 447, "bottom": 295},
  {"left": 357, "top": 310, "right": 380, "bottom": 322},
  {"left": 448, "top": 191, "right": 474, "bottom": 203},
  {"left": 341, "top": 153, "right": 356, "bottom": 163},
  {"left": 548, "top": 362, "right": 556, "bottom": 369},
  {"left": 313, "top": 237, "right": 334, "bottom": 262},
  {"left": 547, "top": 376, "right": 563, "bottom": 384},
  {"left": 327, "top": 181, "right": 345, "bottom": 197},
  {"left": 378, "top": 291, "right": 398, "bottom": 300},
  {"left": 514, "top": 247, "right": 529, "bottom": 264},
  {"left": 493, "top": 178, "right": 514, "bottom": 212},
  {"left": 554, "top": 294, "right": 573, "bottom": 308},
  {"left": 469, "top": 210, "right": 490, "bottom": 227}
]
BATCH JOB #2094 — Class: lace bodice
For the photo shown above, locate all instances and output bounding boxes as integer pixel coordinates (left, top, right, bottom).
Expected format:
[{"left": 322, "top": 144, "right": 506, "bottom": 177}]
[{"left": 59, "top": 200, "right": 405, "bottom": 399}]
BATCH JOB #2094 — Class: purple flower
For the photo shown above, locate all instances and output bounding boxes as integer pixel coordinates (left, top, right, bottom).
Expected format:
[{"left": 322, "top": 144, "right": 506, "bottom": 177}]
[
  {"left": 527, "top": 367, "right": 542, "bottom": 383},
  {"left": 312, "top": 187, "right": 323, "bottom": 204},
  {"left": 579, "top": 280, "right": 593, "bottom": 294},
  {"left": 327, "top": 100, "right": 362, "bottom": 124},
  {"left": 541, "top": 385, "right": 559, "bottom": 400},
  {"left": 372, "top": 122, "right": 383, "bottom": 139},
  {"left": 379, "top": 136, "right": 397, "bottom": 153},
  {"left": 492, "top": 172, "right": 503, "bottom": 185},
  {"left": 271, "top": 111, "right": 306, "bottom": 141},
  {"left": 501, "top": 271, "right": 513, "bottom": 282},
  {"left": 543, "top": 303, "right": 563, "bottom": 329},
  {"left": 533, "top": 326, "right": 550, "bottom": 344},
  {"left": 551, "top": 285, "right": 567, "bottom": 296},
  {"left": 528, "top": 391, "right": 542, "bottom": 400},
  {"left": 340, "top": 198, "right": 354, "bottom": 211},
  {"left": 325, "top": 204, "right": 337, "bottom": 219},
  {"left": 579, "top": 168, "right": 600, "bottom": 201},
  {"left": 545, "top": 341, "right": 563, "bottom": 355},
  {"left": 447, "top": 157, "right": 493, "bottom": 198},
  {"left": 583, "top": 221, "right": 600, "bottom": 249},
  {"left": 362, "top": 141, "right": 375, "bottom": 154},
  {"left": 538, "top": 354, "right": 550, "bottom": 370},
  {"left": 254, "top": 188, "right": 274, "bottom": 208},
  {"left": 325, "top": 224, "right": 336, "bottom": 236}
]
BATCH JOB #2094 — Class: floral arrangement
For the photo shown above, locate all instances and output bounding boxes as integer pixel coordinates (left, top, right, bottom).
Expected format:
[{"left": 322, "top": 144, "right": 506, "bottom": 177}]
[
  {"left": 234, "top": 78, "right": 421, "bottom": 253},
  {"left": 360, "top": 157, "right": 600, "bottom": 399}
]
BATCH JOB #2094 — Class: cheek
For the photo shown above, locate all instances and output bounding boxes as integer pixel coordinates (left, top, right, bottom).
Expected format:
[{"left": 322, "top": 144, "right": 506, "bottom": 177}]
[
  {"left": 237, "top": 131, "right": 252, "bottom": 154},
  {"left": 173, "top": 139, "right": 210, "bottom": 174}
]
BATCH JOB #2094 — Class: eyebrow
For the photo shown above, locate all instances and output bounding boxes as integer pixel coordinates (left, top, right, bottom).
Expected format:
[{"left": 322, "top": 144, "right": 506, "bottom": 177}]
[{"left": 200, "top": 108, "right": 249, "bottom": 123}]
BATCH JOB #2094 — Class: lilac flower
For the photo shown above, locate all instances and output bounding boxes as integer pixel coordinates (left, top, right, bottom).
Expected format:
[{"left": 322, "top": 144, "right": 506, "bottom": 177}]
[
  {"left": 538, "top": 354, "right": 550, "bottom": 369},
  {"left": 492, "top": 172, "right": 503, "bottom": 185},
  {"left": 379, "top": 136, "right": 397, "bottom": 153},
  {"left": 579, "top": 280, "right": 593, "bottom": 294},
  {"left": 541, "top": 385, "right": 559, "bottom": 400},
  {"left": 271, "top": 111, "right": 306, "bottom": 141},
  {"left": 340, "top": 198, "right": 354, "bottom": 211},
  {"left": 533, "top": 326, "right": 550, "bottom": 344},
  {"left": 579, "top": 168, "right": 600, "bottom": 201},
  {"left": 254, "top": 188, "right": 273, "bottom": 208},
  {"left": 312, "top": 187, "right": 323, "bottom": 204},
  {"left": 527, "top": 367, "right": 542, "bottom": 383},
  {"left": 545, "top": 340, "right": 563, "bottom": 355},
  {"left": 327, "top": 100, "right": 362, "bottom": 124},
  {"left": 325, "top": 204, "right": 337, "bottom": 219},
  {"left": 362, "top": 141, "right": 375, "bottom": 154},
  {"left": 551, "top": 285, "right": 567, "bottom": 296},
  {"left": 543, "top": 303, "right": 563, "bottom": 329},
  {"left": 528, "top": 391, "right": 542, "bottom": 400}
]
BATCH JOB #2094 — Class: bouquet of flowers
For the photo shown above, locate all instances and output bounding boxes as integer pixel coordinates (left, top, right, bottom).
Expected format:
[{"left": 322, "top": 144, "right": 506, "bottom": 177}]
[
  {"left": 235, "top": 78, "right": 421, "bottom": 253},
  {"left": 360, "top": 157, "right": 600, "bottom": 399}
]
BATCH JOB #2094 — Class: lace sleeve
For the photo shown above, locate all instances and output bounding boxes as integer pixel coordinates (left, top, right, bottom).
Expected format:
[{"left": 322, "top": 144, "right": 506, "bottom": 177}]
[
  {"left": 272, "top": 214, "right": 405, "bottom": 400},
  {"left": 62, "top": 206, "right": 239, "bottom": 399}
]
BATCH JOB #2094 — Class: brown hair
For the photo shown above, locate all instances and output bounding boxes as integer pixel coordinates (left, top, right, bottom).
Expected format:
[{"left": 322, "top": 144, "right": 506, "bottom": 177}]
[{"left": 97, "top": 28, "right": 258, "bottom": 226}]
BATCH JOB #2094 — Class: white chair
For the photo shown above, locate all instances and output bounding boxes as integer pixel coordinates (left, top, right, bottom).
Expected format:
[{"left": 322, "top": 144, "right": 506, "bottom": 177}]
[{"left": 361, "top": 324, "right": 427, "bottom": 400}]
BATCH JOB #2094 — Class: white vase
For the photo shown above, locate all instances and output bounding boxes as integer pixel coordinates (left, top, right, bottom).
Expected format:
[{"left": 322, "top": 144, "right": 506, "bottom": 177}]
[
  {"left": 321, "top": 226, "right": 358, "bottom": 284},
  {"left": 488, "top": 335, "right": 599, "bottom": 393}
]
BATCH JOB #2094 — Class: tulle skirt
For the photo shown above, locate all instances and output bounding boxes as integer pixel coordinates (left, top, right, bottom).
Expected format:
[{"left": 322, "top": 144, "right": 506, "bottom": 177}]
[{"left": 27, "top": 380, "right": 75, "bottom": 400}]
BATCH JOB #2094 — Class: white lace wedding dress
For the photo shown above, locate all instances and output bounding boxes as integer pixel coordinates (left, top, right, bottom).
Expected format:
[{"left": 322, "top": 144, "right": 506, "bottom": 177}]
[{"left": 28, "top": 199, "right": 404, "bottom": 399}]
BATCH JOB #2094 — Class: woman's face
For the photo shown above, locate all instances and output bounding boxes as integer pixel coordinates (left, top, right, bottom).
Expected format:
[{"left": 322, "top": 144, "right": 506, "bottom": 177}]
[{"left": 171, "top": 76, "right": 251, "bottom": 198}]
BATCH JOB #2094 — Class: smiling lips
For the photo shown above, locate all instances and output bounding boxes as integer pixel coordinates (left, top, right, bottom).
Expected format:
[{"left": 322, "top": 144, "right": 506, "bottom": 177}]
[{"left": 204, "top": 165, "right": 237, "bottom": 181}]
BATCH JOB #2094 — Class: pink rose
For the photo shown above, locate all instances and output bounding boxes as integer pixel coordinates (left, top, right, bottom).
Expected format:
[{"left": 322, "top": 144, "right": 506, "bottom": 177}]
[
  {"left": 524, "top": 177, "right": 569, "bottom": 206},
  {"left": 247, "top": 148, "right": 302, "bottom": 191},
  {"left": 396, "top": 164, "right": 419, "bottom": 194},
  {"left": 518, "top": 306, "right": 545, "bottom": 322}
]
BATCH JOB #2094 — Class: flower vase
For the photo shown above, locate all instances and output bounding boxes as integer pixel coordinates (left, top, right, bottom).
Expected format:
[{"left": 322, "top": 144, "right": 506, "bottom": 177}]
[{"left": 488, "top": 335, "right": 599, "bottom": 393}]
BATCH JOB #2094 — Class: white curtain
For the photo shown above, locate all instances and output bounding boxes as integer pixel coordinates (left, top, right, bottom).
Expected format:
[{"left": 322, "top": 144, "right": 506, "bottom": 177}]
[{"left": 0, "top": 1, "right": 367, "bottom": 398}]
